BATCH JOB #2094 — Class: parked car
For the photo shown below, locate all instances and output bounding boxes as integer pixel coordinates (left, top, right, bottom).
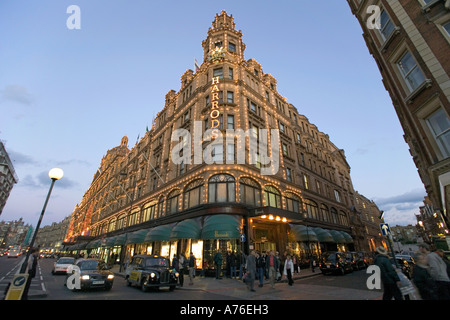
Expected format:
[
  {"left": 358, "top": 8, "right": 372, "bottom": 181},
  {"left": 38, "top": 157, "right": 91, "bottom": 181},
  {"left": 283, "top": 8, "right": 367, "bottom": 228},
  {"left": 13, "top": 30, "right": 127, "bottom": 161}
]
[
  {"left": 346, "top": 252, "right": 367, "bottom": 270},
  {"left": 396, "top": 254, "right": 415, "bottom": 267},
  {"left": 319, "top": 252, "right": 353, "bottom": 275},
  {"left": 125, "top": 254, "right": 178, "bottom": 291},
  {"left": 390, "top": 257, "right": 413, "bottom": 279},
  {"left": 66, "top": 259, "right": 114, "bottom": 291},
  {"left": 52, "top": 257, "right": 75, "bottom": 274}
]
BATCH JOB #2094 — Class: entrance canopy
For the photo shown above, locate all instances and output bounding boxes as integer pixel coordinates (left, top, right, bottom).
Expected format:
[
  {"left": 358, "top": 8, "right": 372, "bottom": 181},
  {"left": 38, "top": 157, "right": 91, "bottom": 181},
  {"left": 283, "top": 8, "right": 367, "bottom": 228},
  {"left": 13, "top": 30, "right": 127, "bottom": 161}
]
[
  {"left": 313, "top": 227, "right": 335, "bottom": 243},
  {"left": 201, "top": 214, "right": 241, "bottom": 239},
  {"left": 145, "top": 225, "right": 174, "bottom": 242},
  {"left": 289, "top": 224, "right": 319, "bottom": 242},
  {"left": 170, "top": 219, "right": 202, "bottom": 240}
]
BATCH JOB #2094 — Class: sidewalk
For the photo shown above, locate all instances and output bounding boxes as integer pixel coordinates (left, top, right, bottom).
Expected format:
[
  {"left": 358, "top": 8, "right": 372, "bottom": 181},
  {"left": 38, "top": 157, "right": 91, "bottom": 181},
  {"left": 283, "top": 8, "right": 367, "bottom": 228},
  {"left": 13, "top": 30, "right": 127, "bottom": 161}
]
[{"left": 111, "top": 265, "right": 321, "bottom": 295}]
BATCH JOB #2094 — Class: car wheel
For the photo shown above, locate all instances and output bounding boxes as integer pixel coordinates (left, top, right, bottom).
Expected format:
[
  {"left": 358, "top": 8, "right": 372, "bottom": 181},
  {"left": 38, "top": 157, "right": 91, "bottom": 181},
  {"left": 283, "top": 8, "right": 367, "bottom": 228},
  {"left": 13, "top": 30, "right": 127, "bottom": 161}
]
[
  {"left": 141, "top": 278, "right": 149, "bottom": 292},
  {"left": 169, "top": 285, "right": 176, "bottom": 291}
]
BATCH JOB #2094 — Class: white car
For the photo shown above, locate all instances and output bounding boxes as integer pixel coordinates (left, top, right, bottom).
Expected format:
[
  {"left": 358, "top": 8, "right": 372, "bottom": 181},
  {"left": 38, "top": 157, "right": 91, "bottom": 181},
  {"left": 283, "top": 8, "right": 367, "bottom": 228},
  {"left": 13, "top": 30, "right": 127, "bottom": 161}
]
[{"left": 52, "top": 257, "right": 75, "bottom": 274}]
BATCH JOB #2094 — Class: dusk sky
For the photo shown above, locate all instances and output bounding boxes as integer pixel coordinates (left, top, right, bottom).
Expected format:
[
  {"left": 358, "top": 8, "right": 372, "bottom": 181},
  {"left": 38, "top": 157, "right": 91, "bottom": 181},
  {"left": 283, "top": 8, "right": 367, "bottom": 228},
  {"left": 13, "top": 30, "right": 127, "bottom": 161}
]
[{"left": 0, "top": 0, "right": 426, "bottom": 228}]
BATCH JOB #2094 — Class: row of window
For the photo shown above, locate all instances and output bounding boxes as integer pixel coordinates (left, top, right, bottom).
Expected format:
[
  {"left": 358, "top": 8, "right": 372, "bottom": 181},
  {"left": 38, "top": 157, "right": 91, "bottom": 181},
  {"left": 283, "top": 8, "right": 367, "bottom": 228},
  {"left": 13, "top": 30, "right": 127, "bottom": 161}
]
[{"left": 91, "top": 174, "right": 350, "bottom": 236}]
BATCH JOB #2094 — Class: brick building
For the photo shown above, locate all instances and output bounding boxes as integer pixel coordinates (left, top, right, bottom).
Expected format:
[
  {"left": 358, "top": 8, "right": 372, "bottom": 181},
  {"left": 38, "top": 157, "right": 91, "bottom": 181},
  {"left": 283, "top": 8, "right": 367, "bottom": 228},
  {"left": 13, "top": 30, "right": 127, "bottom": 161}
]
[
  {"left": 347, "top": 0, "right": 450, "bottom": 226},
  {"left": 64, "top": 11, "right": 384, "bottom": 270}
]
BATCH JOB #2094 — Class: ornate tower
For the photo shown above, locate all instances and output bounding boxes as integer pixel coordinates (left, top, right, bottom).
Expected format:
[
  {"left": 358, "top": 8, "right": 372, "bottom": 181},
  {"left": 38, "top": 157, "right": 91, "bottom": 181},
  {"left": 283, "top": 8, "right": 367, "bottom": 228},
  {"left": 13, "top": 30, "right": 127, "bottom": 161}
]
[{"left": 202, "top": 10, "right": 246, "bottom": 63}]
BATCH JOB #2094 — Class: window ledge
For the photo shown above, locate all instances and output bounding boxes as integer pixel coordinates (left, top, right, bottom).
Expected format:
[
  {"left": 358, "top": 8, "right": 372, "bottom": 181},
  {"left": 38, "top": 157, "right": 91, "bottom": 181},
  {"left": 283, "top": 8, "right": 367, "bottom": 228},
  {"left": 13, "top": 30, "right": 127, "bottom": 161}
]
[
  {"left": 381, "top": 26, "right": 401, "bottom": 53},
  {"left": 421, "top": 0, "right": 443, "bottom": 13},
  {"left": 405, "top": 79, "right": 433, "bottom": 104}
]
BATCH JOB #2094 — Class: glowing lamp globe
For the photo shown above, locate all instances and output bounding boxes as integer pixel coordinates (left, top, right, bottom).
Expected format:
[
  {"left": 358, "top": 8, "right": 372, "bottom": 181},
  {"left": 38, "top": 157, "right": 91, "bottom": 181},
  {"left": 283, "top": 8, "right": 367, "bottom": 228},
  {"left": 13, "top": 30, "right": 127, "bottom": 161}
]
[{"left": 49, "top": 168, "right": 64, "bottom": 180}]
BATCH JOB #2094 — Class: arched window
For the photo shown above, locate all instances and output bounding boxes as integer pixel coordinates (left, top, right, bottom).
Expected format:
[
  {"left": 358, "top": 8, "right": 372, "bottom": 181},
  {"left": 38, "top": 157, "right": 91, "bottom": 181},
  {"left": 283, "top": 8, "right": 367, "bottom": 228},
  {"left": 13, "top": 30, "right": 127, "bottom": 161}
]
[
  {"left": 156, "top": 196, "right": 165, "bottom": 219},
  {"left": 304, "top": 199, "right": 318, "bottom": 219},
  {"left": 340, "top": 210, "right": 349, "bottom": 226},
  {"left": 108, "top": 218, "right": 116, "bottom": 233},
  {"left": 184, "top": 179, "right": 204, "bottom": 209},
  {"left": 285, "top": 192, "right": 302, "bottom": 213},
  {"left": 128, "top": 208, "right": 140, "bottom": 226},
  {"left": 116, "top": 214, "right": 126, "bottom": 230},
  {"left": 320, "top": 204, "right": 330, "bottom": 223},
  {"left": 167, "top": 189, "right": 181, "bottom": 214},
  {"left": 331, "top": 207, "right": 338, "bottom": 224},
  {"left": 208, "top": 174, "right": 235, "bottom": 203},
  {"left": 264, "top": 185, "right": 281, "bottom": 208},
  {"left": 142, "top": 200, "right": 157, "bottom": 222},
  {"left": 239, "top": 177, "right": 261, "bottom": 207}
]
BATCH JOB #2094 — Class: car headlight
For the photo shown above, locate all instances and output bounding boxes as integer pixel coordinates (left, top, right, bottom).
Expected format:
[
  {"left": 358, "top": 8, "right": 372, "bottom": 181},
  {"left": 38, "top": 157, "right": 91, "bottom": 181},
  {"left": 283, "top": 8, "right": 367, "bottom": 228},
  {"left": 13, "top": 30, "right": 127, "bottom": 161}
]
[
  {"left": 81, "top": 275, "right": 90, "bottom": 280},
  {"left": 107, "top": 274, "right": 114, "bottom": 279},
  {"left": 150, "top": 272, "right": 156, "bottom": 278}
]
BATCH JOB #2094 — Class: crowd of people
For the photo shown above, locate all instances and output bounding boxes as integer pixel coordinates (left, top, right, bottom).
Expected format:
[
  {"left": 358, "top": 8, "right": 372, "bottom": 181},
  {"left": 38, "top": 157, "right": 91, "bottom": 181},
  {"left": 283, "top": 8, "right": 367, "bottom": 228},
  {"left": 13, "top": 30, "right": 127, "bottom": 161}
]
[{"left": 375, "top": 243, "right": 450, "bottom": 300}]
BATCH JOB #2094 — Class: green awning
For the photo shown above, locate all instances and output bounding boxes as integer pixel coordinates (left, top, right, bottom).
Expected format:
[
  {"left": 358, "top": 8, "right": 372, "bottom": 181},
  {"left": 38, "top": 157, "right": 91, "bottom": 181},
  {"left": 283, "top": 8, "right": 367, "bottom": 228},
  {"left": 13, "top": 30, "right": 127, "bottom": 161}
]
[
  {"left": 289, "top": 224, "right": 318, "bottom": 242},
  {"left": 329, "top": 230, "right": 346, "bottom": 243},
  {"left": 113, "top": 233, "right": 128, "bottom": 246},
  {"left": 126, "top": 229, "right": 149, "bottom": 244},
  {"left": 104, "top": 237, "right": 116, "bottom": 247},
  {"left": 339, "top": 231, "right": 354, "bottom": 243},
  {"left": 313, "top": 227, "right": 335, "bottom": 243},
  {"left": 86, "top": 239, "right": 101, "bottom": 249},
  {"left": 170, "top": 219, "right": 201, "bottom": 239},
  {"left": 201, "top": 214, "right": 241, "bottom": 239},
  {"left": 145, "top": 225, "right": 173, "bottom": 242}
]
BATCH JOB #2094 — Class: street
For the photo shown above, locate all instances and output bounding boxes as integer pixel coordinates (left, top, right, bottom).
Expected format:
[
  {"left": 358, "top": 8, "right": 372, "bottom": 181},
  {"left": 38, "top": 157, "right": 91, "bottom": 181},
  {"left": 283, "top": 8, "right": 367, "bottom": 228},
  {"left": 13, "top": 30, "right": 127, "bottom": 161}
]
[{"left": 1, "top": 256, "right": 383, "bottom": 301}]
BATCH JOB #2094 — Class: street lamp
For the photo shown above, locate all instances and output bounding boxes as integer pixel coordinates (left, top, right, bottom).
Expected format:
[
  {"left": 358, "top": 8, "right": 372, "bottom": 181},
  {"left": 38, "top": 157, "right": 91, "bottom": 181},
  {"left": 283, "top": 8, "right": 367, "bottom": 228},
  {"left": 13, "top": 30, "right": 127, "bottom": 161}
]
[{"left": 19, "top": 168, "right": 63, "bottom": 273}]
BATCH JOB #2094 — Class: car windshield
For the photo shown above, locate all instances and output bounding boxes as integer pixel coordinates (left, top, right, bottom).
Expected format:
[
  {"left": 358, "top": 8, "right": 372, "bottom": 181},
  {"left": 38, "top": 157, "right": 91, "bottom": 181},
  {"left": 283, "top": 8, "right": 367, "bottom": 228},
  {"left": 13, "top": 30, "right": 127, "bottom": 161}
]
[
  {"left": 58, "top": 258, "right": 74, "bottom": 264},
  {"left": 79, "top": 260, "right": 100, "bottom": 271},
  {"left": 145, "top": 257, "right": 169, "bottom": 268},
  {"left": 322, "top": 253, "right": 338, "bottom": 263}
]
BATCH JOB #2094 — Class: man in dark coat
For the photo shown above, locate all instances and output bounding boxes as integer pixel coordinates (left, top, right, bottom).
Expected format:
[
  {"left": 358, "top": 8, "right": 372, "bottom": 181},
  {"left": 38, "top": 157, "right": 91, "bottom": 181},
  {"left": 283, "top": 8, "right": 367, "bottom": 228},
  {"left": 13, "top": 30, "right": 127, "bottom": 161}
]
[
  {"left": 374, "top": 246, "right": 403, "bottom": 300},
  {"left": 214, "top": 251, "right": 223, "bottom": 279}
]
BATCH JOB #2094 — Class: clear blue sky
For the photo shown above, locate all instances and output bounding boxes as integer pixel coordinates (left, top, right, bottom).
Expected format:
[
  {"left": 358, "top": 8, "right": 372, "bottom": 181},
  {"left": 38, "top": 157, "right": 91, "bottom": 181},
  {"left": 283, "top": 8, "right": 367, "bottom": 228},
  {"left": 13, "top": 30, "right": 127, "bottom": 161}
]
[{"left": 0, "top": 0, "right": 426, "bottom": 227}]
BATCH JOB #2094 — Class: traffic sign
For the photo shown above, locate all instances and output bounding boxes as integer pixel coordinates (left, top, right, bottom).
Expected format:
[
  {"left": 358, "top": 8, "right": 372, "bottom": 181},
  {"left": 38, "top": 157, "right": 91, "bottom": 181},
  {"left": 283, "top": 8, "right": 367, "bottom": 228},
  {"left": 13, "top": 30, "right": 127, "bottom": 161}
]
[
  {"left": 5, "top": 273, "right": 29, "bottom": 300},
  {"left": 240, "top": 234, "right": 246, "bottom": 242},
  {"left": 380, "top": 223, "right": 391, "bottom": 236}
]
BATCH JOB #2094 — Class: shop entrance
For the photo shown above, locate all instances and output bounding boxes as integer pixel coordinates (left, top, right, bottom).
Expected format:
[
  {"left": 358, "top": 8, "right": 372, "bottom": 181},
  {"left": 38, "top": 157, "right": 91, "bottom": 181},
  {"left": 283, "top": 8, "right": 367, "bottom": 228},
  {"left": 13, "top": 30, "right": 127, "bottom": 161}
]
[{"left": 250, "top": 219, "right": 288, "bottom": 254}]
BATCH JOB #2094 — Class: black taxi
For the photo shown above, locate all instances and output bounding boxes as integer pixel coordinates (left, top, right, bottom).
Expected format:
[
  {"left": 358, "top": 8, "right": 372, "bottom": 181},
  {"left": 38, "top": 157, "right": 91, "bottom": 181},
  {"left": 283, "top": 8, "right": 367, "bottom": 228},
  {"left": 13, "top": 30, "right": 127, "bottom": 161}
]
[{"left": 125, "top": 254, "right": 178, "bottom": 291}]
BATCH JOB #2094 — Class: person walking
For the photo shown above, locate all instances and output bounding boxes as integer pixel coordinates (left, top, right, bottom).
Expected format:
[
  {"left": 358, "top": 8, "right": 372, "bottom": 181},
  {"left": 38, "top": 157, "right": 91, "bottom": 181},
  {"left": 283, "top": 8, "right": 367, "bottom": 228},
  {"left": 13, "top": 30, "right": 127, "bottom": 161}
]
[
  {"left": 412, "top": 252, "right": 438, "bottom": 300},
  {"left": 374, "top": 246, "right": 403, "bottom": 300},
  {"left": 214, "top": 250, "right": 223, "bottom": 279},
  {"left": 239, "top": 252, "right": 246, "bottom": 280},
  {"left": 230, "top": 251, "right": 237, "bottom": 279},
  {"left": 188, "top": 252, "right": 196, "bottom": 285},
  {"left": 179, "top": 253, "right": 186, "bottom": 287},
  {"left": 265, "top": 250, "right": 279, "bottom": 289},
  {"left": 427, "top": 248, "right": 450, "bottom": 299},
  {"left": 22, "top": 248, "right": 39, "bottom": 300},
  {"left": 256, "top": 252, "right": 265, "bottom": 287},
  {"left": 283, "top": 254, "right": 294, "bottom": 286},
  {"left": 245, "top": 250, "right": 256, "bottom": 292}
]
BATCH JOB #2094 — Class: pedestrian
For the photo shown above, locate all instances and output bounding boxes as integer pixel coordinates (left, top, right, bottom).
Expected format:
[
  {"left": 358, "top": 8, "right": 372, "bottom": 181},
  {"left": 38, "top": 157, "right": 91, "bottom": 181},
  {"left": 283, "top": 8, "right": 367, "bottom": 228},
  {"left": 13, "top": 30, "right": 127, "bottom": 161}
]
[
  {"left": 230, "top": 251, "right": 237, "bottom": 279},
  {"left": 188, "top": 252, "right": 196, "bottom": 285},
  {"left": 245, "top": 250, "right": 256, "bottom": 292},
  {"left": 22, "top": 248, "right": 39, "bottom": 300},
  {"left": 239, "top": 252, "right": 246, "bottom": 280},
  {"left": 276, "top": 251, "right": 282, "bottom": 281},
  {"left": 374, "top": 246, "right": 403, "bottom": 300},
  {"left": 427, "top": 248, "right": 450, "bottom": 299},
  {"left": 311, "top": 256, "right": 316, "bottom": 272},
  {"left": 412, "top": 252, "right": 438, "bottom": 300},
  {"left": 266, "top": 250, "right": 279, "bottom": 289},
  {"left": 293, "top": 255, "right": 298, "bottom": 274},
  {"left": 395, "top": 267, "right": 417, "bottom": 300},
  {"left": 256, "top": 251, "right": 265, "bottom": 287},
  {"left": 178, "top": 253, "right": 186, "bottom": 287},
  {"left": 226, "top": 251, "right": 231, "bottom": 278},
  {"left": 214, "top": 250, "right": 223, "bottom": 279},
  {"left": 283, "top": 254, "right": 294, "bottom": 286}
]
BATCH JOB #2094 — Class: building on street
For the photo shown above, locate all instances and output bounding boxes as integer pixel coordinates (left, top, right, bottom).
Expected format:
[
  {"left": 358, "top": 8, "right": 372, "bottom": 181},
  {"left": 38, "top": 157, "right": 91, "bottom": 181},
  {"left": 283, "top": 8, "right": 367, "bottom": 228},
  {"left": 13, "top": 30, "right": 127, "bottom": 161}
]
[{"left": 64, "top": 11, "right": 385, "bottom": 272}]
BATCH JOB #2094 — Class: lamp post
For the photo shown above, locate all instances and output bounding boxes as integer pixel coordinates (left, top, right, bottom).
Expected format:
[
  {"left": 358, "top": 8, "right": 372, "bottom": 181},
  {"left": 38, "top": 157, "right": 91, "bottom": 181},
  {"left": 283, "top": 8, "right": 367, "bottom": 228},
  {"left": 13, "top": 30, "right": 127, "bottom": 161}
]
[{"left": 20, "top": 168, "right": 63, "bottom": 273}]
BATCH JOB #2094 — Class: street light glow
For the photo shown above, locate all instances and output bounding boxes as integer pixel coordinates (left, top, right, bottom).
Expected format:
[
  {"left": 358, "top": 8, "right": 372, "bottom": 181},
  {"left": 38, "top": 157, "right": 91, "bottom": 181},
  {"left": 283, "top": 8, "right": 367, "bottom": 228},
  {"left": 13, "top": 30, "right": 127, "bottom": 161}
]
[{"left": 49, "top": 168, "right": 64, "bottom": 180}]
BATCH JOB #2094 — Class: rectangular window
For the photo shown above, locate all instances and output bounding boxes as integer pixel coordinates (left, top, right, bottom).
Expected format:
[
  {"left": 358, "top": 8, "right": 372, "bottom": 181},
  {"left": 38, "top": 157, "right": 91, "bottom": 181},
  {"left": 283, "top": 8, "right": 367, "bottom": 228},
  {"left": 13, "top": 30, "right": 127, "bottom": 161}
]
[
  {"left": 397, "top": 51, "right": 426, "bottom": 92},
  {"left": 227, "top": 115, "right": 234, "bottom": 129},
  {"left": 227, "top": 91, "right": 234, "bottom": 104},
  {"left": 379, "top": 10, "right": 394, "bottom": 40},
  {"left": 227, "top": 144, "right": 235, "bottom": 162},
  {"left": 228, "top": 42, "right": 236, "bottom": 52},
  {"left": 213, "top": 68, "right": 223, "bottom": 79},
  {"left": 229, "top": 67, "right": 233, "bottom": 80},
  {"left": 443, "top": 21, "right": 450, "bottom": 37},
  {"left": 282, "top": 143, "right": 288, "bottom": 156},
  {"left": 426, "top": 108, "right": 450, "bottom": 157},
  {"left": 286, "top": 168, "right": 292, "bottom": 182},
  {"left": 279, "top": 122, "right": 285, "bottom": 133},
  {"left": 334, "top": 190, "right": 341, "bottom": 203}
]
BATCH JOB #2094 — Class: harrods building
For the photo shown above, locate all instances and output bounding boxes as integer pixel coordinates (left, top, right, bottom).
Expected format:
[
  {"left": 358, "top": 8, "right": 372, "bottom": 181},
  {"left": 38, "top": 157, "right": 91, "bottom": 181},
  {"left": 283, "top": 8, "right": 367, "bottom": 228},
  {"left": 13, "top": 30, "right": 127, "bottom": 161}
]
[{"left": 64, "top": 11, "right": 384, "bottom": 271}]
